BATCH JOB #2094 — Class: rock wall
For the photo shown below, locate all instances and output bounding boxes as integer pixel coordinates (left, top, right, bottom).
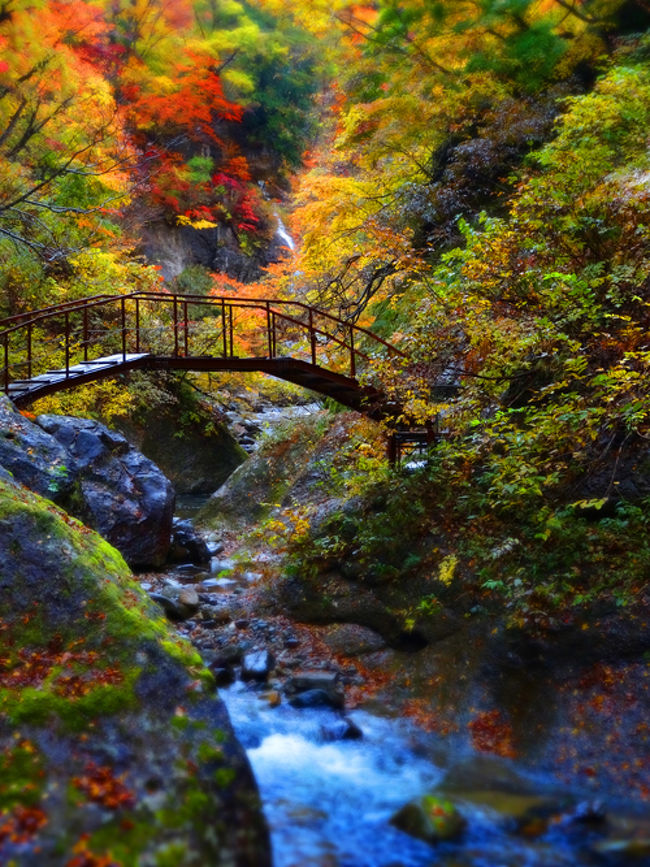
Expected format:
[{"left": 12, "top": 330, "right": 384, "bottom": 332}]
[
  {"left": 0, "top": 477, "right": 270, "bottom": 865},
  {"left": 118, "top": 405, "right": 247, "bottom": 496}
]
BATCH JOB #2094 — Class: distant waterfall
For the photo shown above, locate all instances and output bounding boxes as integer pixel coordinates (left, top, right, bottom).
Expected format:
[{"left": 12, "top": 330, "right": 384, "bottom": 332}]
[{"left": 273, "top": 212, "right": 295, "bottom": 252}]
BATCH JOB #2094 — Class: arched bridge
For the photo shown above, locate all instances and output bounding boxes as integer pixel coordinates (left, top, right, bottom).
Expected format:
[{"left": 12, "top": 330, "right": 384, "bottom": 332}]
[{"left": 0, "top": 291, "right": 406, "bottom": 419}]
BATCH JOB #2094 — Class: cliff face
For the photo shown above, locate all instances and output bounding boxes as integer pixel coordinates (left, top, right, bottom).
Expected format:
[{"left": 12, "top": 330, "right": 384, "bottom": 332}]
[{"left": 0, "top": 477, "right": 270, "bottom": 866}]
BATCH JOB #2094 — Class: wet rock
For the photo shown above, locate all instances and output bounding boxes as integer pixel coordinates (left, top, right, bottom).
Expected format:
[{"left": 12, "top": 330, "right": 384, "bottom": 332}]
[
  {"left": 149, "top": 592, "right": 186, "bottom": 621},
  {"left": 178, "top": 587, "right": 200, "bottom": 616},
  {"left": 391, "top": 794, "right": 466, "bottom": 844},
  {"left": 149, "top": 586, "right": 199, "bottom": 622},
  {"left": 319, "top": 623, "right": 387, "bottom": 656},
  {"left": 212, "top": 557, "right": 236, "bottom": 574},
  {"left": 289, "top": 688, "right": 344, "bottom": 710},
  {"left": 259, "top": 691, "right": 282, "bottom": 708},
  {"left": 172, "top": 563, "right": 206, "bottom": 579},
  {"left": 168, "top": 518, "right": 211, "bottom": 565},
  {"left": 214, "top": 645, "right": 246, "bottom": 666},
  {"left": 242, "top": 649, "right": 275, "bottom": 682},
  {"left": 320, "top": 717, "right": 363, "bottom": 741},
  {"left": 211, "top": 666, "right": 236, "bottom": 687},
  {"left": 565, "top": 800, "right": 607, "bottom": 827},
  {"left": 37, "top": 414, "right": 175, "bottom": 567},
  {"left": 284, "top": 635, "right": 300, "bottom": 649},
  {"left": 286, "top": 670, "right": 344, "bottom": 708},
  {"left": 0, "top": 395, "right": 76, "bottom": 500}
]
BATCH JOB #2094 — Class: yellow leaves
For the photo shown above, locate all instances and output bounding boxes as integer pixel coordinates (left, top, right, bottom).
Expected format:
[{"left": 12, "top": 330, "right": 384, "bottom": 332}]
[
  {"left": 436, "top": 554, "right": 458, "bottom": 587},
  {"left": 176, "top": 215, "right": 218, "bottom": 230}
]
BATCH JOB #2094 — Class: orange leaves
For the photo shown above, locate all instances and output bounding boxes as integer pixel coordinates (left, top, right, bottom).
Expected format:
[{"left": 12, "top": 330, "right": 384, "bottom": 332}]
[
  {"left": 66, "top": 834, "right": 121, "bottom": 867},
  {"left": 127, "top": 50, "right": 242, "bottom": 143},
  {"left": 0, "top": 805, "right": 48, "bottom": 847},
  {"left": 0, "top": 637, "right": 123, "bottom": 698},
  {"left": 469, "top": 710, "right": 517, "bottom": 758},
  {"left": 72, "top": 762, "right": 135, "bottom": 811}
]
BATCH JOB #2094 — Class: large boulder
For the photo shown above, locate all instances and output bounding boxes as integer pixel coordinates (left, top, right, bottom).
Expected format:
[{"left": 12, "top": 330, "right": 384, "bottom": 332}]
[
  {"left": 0, "top": 397, "right": 175, "bottom": 567},
  {"left": 38, "top": 414, "right": 175, "bottom": 568},
  {"left": 0, "top": 477, "right": 270, "bottom": 866},
  {"left": 0, "top": 396, "right": 75, "bottom": 499},
  {"left": 117, "top": 406, "right": 247, "bottom": 496}
]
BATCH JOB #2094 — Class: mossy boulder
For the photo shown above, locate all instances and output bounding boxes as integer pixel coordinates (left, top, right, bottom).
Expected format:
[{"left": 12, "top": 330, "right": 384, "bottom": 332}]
[
  {"left": 390, "top": 794, "right": 466, "bottom": 844},
  {"left": 0, "top": 478, "right": 269, "bottom": 866}
]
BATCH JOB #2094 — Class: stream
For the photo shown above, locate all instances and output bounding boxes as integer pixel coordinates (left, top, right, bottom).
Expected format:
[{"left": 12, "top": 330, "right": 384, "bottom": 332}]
[
  {"left": 220, "top": 682, "right": 633, "bottom": 867},
  {"left": 160, "top": 506, "right": 648, "bottom": 867}
]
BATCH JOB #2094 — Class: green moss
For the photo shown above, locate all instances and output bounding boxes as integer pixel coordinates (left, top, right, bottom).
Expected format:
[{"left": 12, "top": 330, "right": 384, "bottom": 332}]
[
  {"left": 0, "top": 740, "right": 45, "bottom": 810},
  {"left": 2, "top": 668, "right": 140, "bottom": 729}
]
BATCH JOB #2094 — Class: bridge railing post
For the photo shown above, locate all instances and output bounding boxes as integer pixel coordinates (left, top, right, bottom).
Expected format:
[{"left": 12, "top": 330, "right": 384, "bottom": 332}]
[
  {"left": 173, "top": 295, "right": 179, "bottom": 357},
  {"left": 121, "top": 297, "right": 127, "bottom": 362},
  {"left": 229, "top": 305, "right": 234, "bottom": 357},
  {"left": 27, "top": 322, "right": 32, "bottom": 380},
  {"left": 3, "top": 333, "right": 8, "bottom": 394},
  {"left": 221, "top": 299, "right": 227, "bottom": 357},
  {"left": 183, "top": 299, "right": 189, "bottom": 357},
  {"left": 64, "top": 311, "right": 70, "bottom": 377},
  {"left": 309, "top": 308, "right": 316, "bottom": 366},
  {"left": 135, "top": 298, "right": 140, "bottom": 354},
  {"left": 266, "top": 301, "right": 273, "bottom": 359},
  {"left": 83, "top": 307, "right": 89, "bottom": 362}
]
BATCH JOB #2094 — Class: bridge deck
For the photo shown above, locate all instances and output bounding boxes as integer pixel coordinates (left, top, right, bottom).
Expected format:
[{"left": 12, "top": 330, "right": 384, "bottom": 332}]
[{"left": 6, "top": 351, "right": 392, "bottom": 418}]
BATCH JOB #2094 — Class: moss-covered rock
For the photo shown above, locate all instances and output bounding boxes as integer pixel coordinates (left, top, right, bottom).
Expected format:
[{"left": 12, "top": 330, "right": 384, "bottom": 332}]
[
  {"left": 390, "top": 794, "right": 466, "bottom": 844},
  {"left": 0, "top": 478, "right": 269, "bottom": 866}
]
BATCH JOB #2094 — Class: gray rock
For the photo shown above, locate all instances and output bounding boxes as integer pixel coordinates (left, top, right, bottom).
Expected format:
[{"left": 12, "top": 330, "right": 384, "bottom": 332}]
[
  {"left": 320, "top": 718, "right": 363, "bottom": 741},
  {"left": 242, "top": 649, "right": 275, "bottom": 681},
  {"left": 169, "top": 518, "right": 211, "bottom": 565},
  {"left": 289, "top": 688, "right": 344, "bottom": 710},
  {"left": 286, "top": 670, "right": 343, "bottom": 708},
  {"left": 149, "top": 592, "right": 188, "bottom": 622},
  {"left": 37, "top": 414, "right": 175, "bottom": 567},
  {"left": 178, "top": 586, "right": 200, "bottom": 615},
  {"left": 0, "top": 396, "right": 76, "bottom": 500},
  {"left": 319, "top": 623, "right": 387, "bottom": 656}
]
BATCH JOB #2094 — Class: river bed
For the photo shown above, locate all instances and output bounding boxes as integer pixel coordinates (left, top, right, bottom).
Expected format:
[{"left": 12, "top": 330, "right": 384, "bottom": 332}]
[
  {"left": 220, "top": 680, "right": 640, "bottom": 867},
  {"left": 162, "top": 505, "right": 650, "bottom": 867}
]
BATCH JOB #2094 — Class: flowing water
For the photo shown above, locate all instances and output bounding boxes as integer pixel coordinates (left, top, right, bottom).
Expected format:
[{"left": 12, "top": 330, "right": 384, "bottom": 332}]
[
  {"left": 221, "top": 683, "right": 628, "bottom": 867},
  {"left": 165, "top": 501, "right": 649, "bottom": 867}
]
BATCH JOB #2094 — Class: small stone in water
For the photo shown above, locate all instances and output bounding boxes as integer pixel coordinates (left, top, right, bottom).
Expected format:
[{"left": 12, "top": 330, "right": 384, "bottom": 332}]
[
  {"left": 320, "top": 718, "right": 363, "bottom": 741},
  {"left": 391, "top": 794, "right": 466, "bottom": 844},
  {"left": 241, "top": 649, "right": 275, "bottom": 681},
  {"left": 289, "top": 688, "right": 344, "bottom": 710}
]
